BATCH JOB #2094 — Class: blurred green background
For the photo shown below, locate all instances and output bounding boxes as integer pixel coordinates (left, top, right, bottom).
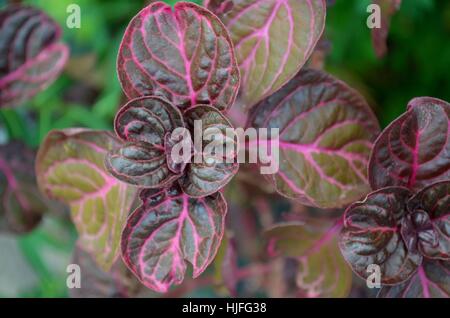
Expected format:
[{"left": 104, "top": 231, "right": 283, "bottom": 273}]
[{"left": 0, "top": 0, "right": 449, "bottom": 297}]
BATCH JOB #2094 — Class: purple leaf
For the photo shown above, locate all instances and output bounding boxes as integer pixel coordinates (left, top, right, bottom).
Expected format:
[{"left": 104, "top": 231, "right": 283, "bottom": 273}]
[
  {"left": 247, "top": 68, "right": 380, "bottom": 208},
  {"left": 106, "top": 141, "right": 181, "bottom": 188},
  {"left": 106, "top": 96, "right": 184, "bottom": 188},
  {"left": 36, "top": 129, "right": 137, "bottom": 271},
  {"left": 165, "top": 131, "right": 191, "bottom": 174},
  {"left": 339, "top": 187, "right": 423, "bottom": 285},
  {"left": 121, "top": 184, "right": 227, "bottom": 293},
  {"left": 371, "top": 0, "right": 402, "bottom": 58},
  {"left": 117, "top": 1, "right": 240, "bottom": 111},
  {"left": 378, "top": 259, "right": 450, "bottom": 298},
  {"left": 266, "top": 219, "right": 353, "bottom": 297},
  {"left": 180, "top": 105, "right": 239, "bottom": 197},
  {"left": 406, "top": 181, "right": 450, "bottom": 260},
  {"left": 0, "top": 5, "right": 69, "bottom": 108},
  {"left": 114, "top": 96, "right": 184, "bottom": 147},
  {"left": 369, "top": 97, "right": 450, "bottom": 192},
  {"left": 0, "top": 142, "right": 46, "bottom": 233},
  {"left": 209, "top": 0, "right": 326, "bottom": 108}
]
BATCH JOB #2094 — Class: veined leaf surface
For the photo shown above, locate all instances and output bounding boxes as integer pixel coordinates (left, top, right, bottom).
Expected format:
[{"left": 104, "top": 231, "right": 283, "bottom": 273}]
[
  {"left": 121, "top": 185, "right": 227, "bottom": 293},
  {"left": 208, "top": 0, "right": 326, "bottom": 107},
  {"left": 117, "top": 2, "right": 240, "bottom": 111},
  {"left": 36, "top": 129, "right": 137, "bottom": 271},
  {"left": 247, "top": 68, "right": 380, "bottom": 208},
  {"left": 0, "top": 6, "right": 68, "bottom": 108}
]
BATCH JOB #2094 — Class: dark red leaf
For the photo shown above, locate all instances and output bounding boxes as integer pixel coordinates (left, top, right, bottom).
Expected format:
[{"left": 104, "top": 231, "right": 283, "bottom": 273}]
[
  {"left": 114, "top": 96, "right": 184, "bottom": 147},
  {"left": 369, "top": 97, "right": 450, "bottom": 192},
  {"left": 378, "top": 259, "right": 450, "bottom": 298},
  {"left": 105, "top": 141, "right": 180, "bottom": 188},
  {"left": 106, "top": 96, "right": 185, "bottom": 188},
  {"left": 180, "top": 105, "right": 239, "bottom": 197},
  {"left": 164, "top": 131, "right": 192, "bottom": 174},
  {"left": 117, "top": 1, "right": 240, "bottom": 111},
  {"left": 0, "top": 5, "right": 68, "bottom": 108},
  {"left": 247, "top": 68, "right": 380, "bottom": 208},
  {"left": 339, "top": 187, "right": 423, "bottom": 284},
  {"left": 406, "top": 181, "right": 450, "bottom": 260},
  {"left": 121, "top": 184, "right": 227, "bottom": 292}
]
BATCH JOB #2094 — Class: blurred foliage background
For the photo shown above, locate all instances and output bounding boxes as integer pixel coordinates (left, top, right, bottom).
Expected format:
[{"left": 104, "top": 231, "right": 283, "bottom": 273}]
[{"left": 0, "top": 0, "right": 449, "bottom": 297}]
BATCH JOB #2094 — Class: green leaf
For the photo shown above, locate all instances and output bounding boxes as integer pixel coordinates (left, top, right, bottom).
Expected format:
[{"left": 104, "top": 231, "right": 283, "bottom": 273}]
[
  {"left": 36, "top": 129, "right": 137, "bottom": 271},
  {"left": 208, "top": 0, "right": 326, "bottom": 107},
  {"left": 265, "top": 220, "right": 352, "bottom": 297}
]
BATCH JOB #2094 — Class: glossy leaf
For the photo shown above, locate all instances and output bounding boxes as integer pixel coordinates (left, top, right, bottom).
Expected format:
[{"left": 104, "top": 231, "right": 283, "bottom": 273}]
[
  {"left": 0, "top": 5, "right": 69, "bottom": 108},
  {"left": 371, "top": 0, "right": 402, "bottom": 58},
  {"left": 106, "top": 142, "right": 181, "bottom": 188},
  {"left": 0, "top": 142, "right": 46, "bottom": 233},
  {"left": 406, "top": 181, "right": 450, "bottom": 260},
  {"left": 340, "top": 187, "right": 423, "bottom": 285},
  {"left": 117, "top": 1, "right": 240, "bottom": 111},
  {"left": 266, "top": 220, "right": 352, "bottom": 297},
  {"left": 36, "top": 129, "right": 137, "bottom": 271},
  {"left": 247, "top": 68, "right": 380, "bottom": 208},
  {"left": 378, "top": 260, "right": 450, "bottom": 298},
  {"left": 114, "top": 96, "right": 184, "bottom": 147},
  {"left": 369, "top": 97, "right": 450, "bottom": 192},
  {"left": 180, "top": 105, "right": 239, "bottom": 197},
  {"left": 210, "top": 0, "right": 326, "bottom": 107},
  {"left": 165, "top": 131, "right": 191, "bottom": 174},
  {"left": 106, "top": 96, "right": 184, "bottom": 188},
  {"left": 121, "top": 184, "right": 227, "bottom": 293}
]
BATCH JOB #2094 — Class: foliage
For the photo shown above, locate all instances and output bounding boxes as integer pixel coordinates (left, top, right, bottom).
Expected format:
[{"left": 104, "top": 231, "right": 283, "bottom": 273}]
[
  {"left": 0, "top": 0, "right": 448, "bottom": 298},
  {"left": 339, "top": 98, "right": 449, "bottom": 296}
]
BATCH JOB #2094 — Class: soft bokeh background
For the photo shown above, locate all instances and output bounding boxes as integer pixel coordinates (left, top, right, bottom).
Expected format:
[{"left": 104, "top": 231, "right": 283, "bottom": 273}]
[{"left": 0, "top": 0, "right": 449, "bottom": 297}]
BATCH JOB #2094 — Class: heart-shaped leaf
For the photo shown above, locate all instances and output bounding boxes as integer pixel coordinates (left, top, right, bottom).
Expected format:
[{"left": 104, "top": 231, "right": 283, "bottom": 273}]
[
  {"left": 121, "top": 184, "right": 227, "bottom": 293},
  {"left": 209, "top": 0, "right": 326, "bottom": 107},
  {"left": 106, "top": 96, "right": 184, "bottom": 188},
  {"left": 266, "top": 220, "right": 352, "bottom": 297},
  {"left": 0, "top": 142, "right": 46, "bottom": 233},
  {"left": 0, "top": 5, "right": 69, "bottom": 108},
  {"left": 180, "top": 105, "right": 239, "bottom": 197},
  {"left": 247, "top": 68, "right": 380, "bottom": 208},
  {"left": 339, "top": 187, "right": 423, "bottom": 285},
  {"left": 36, "top": 129, "right": 137, "bottom": 271},
  {"left": 117, "top": 2, "right": 240, "bottom": 111},
  {"left": 369, "top": 97, "right": 450, "bottom": 192},
  {"left": 378, "top": 260, "right": 450, "bottom": 298},
  {"left": 406, "top": 181, "right": 450, "bottom": 260}
]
